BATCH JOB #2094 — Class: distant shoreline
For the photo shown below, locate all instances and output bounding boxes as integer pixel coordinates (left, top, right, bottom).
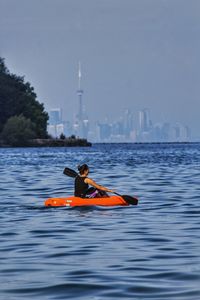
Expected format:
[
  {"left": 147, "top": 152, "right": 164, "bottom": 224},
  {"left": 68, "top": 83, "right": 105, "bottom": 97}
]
[
  {"left": 1, "top": 140, "right": 199, "bottom": 148},
  {"left": 93, "top": 141, "right": 197, "bottom": 145}
]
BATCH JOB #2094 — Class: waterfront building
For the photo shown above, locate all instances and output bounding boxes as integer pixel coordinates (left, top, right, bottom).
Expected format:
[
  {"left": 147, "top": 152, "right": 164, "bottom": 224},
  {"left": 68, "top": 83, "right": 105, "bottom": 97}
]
[
  {"left": 48, "top": 108, "right": 65, "bottom": 138},
  {"left": 171, "top": 123, "right": 191, "bottom": 142},
  {"left": 139, "top": 109, "right": 150, "bottom": 132},
  {"left": 97, "top": 122, "right": 112, "bottom": 141},
  {"left": 47, "top": 123, "right": 64, "bottom": 138},
  {"left": 123, "top": 109, "right": 134, "bottom": 138},
  {"left": 49, "top": 108, "right": 62, "bottom": 125}
]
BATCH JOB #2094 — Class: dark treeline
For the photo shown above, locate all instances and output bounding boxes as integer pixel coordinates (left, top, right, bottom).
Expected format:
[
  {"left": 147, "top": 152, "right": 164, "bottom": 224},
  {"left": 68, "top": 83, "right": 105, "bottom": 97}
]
[{"left": 0, "top": 57, "right": 49, "bottom": 146}]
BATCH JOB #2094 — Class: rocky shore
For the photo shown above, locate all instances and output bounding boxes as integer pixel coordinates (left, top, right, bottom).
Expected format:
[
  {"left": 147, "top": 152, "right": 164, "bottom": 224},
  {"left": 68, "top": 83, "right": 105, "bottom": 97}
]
[{"left": 0, "top": 137, "right": 92, "bottom": 147}]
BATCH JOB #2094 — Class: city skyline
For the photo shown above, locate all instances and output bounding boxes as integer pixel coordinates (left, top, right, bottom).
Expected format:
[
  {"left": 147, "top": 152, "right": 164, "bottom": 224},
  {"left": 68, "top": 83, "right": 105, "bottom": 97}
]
[
  {"left": 48, "top": 104, "right": 191, "bottom": 143},
  {"left": 47, "top": 62, "right": 191, "bottom": 142}
]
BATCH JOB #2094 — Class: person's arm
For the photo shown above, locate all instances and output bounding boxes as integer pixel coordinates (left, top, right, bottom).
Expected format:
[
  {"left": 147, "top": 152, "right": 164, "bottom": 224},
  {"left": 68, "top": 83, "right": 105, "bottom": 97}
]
[{"left": 85, "top": 177, "right": 114, "bottom": 193}]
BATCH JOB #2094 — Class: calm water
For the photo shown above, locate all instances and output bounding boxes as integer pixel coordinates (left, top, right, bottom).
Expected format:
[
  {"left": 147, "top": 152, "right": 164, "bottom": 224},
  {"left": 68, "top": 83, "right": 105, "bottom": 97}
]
[{"left": 0, "top": 143, "right": 200, "bottom": 300}]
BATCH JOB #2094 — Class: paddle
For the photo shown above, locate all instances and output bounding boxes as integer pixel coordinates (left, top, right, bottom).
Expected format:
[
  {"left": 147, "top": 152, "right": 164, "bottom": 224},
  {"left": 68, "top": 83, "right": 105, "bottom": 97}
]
[
  {"left": 63, "top": 167, "right": 138, "bottom": 205},
  {"left": 63, "top": 167, "right": 78, "bottom": 178}
]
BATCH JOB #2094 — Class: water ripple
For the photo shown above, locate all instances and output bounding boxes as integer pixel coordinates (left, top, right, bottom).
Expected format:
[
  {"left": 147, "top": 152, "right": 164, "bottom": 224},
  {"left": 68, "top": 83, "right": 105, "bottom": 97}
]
[{"left": 0, "top": 144, "right": 200, "bottom": 299}]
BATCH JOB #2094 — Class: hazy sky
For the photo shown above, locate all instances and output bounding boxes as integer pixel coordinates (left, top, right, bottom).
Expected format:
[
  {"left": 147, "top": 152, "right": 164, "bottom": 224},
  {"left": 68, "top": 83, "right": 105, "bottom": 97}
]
[{"left": 0, "top": 0, "right": 199, "bottom": 137}]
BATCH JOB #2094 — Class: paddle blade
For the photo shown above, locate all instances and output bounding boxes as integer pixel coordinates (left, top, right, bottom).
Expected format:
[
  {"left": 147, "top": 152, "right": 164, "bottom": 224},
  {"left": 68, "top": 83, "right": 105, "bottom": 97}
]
[
  {"left": 63, "top": 167, "right": 78, "bottom": 178},
  {"left": 122, "top": 195, "right": 138, "bottom": 205}
]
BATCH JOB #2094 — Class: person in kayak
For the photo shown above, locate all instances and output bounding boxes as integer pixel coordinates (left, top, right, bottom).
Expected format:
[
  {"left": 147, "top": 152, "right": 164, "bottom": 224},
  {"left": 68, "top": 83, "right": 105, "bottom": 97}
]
[{"left": 74, "top": 164, "right": 114, "bottom": 198}]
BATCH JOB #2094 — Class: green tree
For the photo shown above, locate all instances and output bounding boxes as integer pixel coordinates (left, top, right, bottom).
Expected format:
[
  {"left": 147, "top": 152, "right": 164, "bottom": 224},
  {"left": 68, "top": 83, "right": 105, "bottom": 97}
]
[
  {"left": 0, "top": 57, "right": 48, "bottom": 137},
  {"left": 60, "top": 133, "right": 66, "bottom": 140},
  {"left": 1, "top": 115, "right": 36, "bottom": 146}
]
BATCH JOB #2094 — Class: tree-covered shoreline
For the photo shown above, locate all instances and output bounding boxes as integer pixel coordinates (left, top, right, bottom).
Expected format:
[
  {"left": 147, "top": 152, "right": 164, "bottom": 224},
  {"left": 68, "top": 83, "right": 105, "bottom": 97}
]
[
  {"left": 0, "top": 57, "right": 48, "bottom": 146},
  {"left": 0, "top": 57, "right": 91, "bottom": 147}
]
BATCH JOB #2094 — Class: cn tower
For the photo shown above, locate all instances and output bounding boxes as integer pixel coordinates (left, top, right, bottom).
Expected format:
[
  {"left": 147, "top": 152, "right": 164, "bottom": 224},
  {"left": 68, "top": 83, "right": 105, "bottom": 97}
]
[
  {"left": 75, "top": 62, "right": 89, "bottom": 138},
  {"left": 77, "top": 62, "right": 84, "bottom": 137},
  {"left": 77, "top": 62, "right": 83, "bottom": 127}
]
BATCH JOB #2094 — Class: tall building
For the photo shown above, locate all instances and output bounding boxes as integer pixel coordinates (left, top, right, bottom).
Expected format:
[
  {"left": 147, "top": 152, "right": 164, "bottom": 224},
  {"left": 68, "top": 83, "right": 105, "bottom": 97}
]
[
  {"left": 124, "top": 109, "right": 134, "bottom": 138},
  {"left": 49, "top": 108, "right": 62, "bottom": 125},
  {"left": 171, "top": 123, "right": 191, "bottom": 142},
  {"left": 139, "top": 109, "right": 150, "bottom": 132},
  {"left": 48, "top": 108, "right": 64, "bottom": 138},
  {"left": 98, "top": 122, "right": 112, "bottom": 141}
]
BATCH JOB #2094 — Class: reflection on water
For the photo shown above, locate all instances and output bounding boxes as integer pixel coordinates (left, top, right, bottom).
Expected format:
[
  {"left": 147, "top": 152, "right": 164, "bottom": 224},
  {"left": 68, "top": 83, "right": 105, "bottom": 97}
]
[{"left": 0, "top": 143, "right": 200, "bottom": 299}]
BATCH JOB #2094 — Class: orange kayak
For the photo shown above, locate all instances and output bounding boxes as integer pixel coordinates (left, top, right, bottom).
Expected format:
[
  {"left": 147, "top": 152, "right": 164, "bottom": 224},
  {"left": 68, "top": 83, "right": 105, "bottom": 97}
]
[{"left": 44, "top": 195, "right": 138, "bottom": 207}]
